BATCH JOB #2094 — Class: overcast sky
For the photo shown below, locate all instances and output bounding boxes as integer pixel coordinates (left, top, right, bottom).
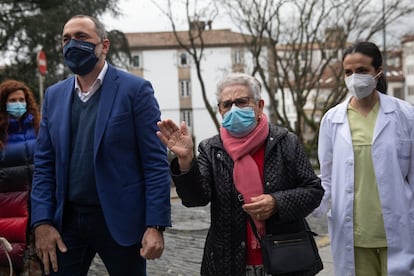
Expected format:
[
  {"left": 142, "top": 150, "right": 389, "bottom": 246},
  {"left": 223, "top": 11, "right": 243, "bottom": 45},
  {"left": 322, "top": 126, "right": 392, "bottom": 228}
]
[
  {"left": 100, "top": 0, "right": 171, "bottom": 32},
  {"left": 99, "top": 0, "right": 413, "bottom": 49},
  {"left": 99, "top": 0, "right": 234, "bottom": 33}
]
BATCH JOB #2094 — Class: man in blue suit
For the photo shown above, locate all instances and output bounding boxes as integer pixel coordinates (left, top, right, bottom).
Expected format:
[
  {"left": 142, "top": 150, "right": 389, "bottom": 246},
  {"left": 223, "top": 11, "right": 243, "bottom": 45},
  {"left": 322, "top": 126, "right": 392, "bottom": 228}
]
[{"left": 30, "top": 15, "right": 171, "bottom": 275}]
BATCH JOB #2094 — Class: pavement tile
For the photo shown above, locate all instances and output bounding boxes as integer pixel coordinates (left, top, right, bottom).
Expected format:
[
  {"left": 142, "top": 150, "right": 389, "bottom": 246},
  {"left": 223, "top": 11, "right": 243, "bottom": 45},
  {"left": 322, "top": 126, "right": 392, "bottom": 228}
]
[{"left": 88, "top": 188, "right": 334, "bottom": 275}]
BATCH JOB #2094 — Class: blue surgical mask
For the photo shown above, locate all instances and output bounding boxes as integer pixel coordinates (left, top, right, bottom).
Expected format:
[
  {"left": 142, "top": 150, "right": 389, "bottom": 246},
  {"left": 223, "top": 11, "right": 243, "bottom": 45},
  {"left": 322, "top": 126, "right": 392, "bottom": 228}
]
[
  {"left": 7, "top": 102, "right": 27, "bottom": 118},
  {"left": 222, "top": 106, "right": 257, "bottom": 137},
  {"left": 63, "top": 39, "right": 99, "bottom": 75}
]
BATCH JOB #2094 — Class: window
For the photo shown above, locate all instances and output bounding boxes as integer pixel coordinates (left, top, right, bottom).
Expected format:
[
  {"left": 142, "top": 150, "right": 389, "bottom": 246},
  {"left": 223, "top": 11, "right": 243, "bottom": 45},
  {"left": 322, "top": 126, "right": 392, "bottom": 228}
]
[
  {"left": 180, "top": 109, "right": 193, "bottom": 127},
  {"left": 324, "top": 49, "right": 339, "bottom": 60},
  {"left": 131, "top": 54, "right": 141, "bottom": 68},
  {"left": 180, "top": 80, "right": 191, "bottom": 97},
  {"left": 233, "top": 49, "right": 243, "bottom": 65},
  {"left": 408, "top": 86, "right": 414, "bottom": 96},
  {"left": 407, "top": 64, "right": 414, "bottom": 75},
  {"left": 179, "top": 52, "right": 189, "bottom": 66},
  {"left": 300, "top": 51, "right": 309, "bottom": 61},
  {"left": 393, "top": 87, "right": 403, "bottom": 99},
  {"left": 405, "top": 45, "right": 414, "bottom": 56}
]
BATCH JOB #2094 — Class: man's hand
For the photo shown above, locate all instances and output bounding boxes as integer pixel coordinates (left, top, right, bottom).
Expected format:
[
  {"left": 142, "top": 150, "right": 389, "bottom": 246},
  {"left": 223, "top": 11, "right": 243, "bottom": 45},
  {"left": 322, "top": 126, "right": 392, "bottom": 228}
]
[
  {"left": 140, "top": 228, "right": 164, "bottom": 260},
  {"left": 34, "top": 224, "right": 67, "bottom": 275}
]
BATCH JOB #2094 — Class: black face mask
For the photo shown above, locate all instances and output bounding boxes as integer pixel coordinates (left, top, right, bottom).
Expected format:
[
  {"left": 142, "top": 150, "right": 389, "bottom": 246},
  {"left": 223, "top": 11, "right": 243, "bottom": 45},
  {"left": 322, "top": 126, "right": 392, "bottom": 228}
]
[{"left": 63, "top": 39, "right": 99, "bottom": 75}]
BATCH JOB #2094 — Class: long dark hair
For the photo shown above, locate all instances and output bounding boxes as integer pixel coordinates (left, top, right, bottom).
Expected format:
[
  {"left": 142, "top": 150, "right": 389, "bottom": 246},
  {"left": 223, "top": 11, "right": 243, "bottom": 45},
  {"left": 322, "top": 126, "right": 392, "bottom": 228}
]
[
  {"left": 342, "top": 41, "right": 387, "bottom": 94},
  {"left": 0, "top": 80, "right": 40, "bottom": 149}
]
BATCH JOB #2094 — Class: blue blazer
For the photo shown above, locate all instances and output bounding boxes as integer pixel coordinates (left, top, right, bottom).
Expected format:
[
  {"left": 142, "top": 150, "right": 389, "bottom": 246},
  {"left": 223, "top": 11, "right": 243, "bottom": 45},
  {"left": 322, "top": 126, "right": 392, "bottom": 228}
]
[{"left": 31, "top": 64, "right": 171, "bottom": 246}]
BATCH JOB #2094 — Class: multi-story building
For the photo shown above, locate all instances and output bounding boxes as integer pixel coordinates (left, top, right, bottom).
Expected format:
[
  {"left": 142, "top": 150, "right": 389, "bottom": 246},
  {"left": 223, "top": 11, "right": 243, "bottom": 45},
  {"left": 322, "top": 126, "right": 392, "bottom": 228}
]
[
  {"left": 385, "top": 50, "right": 405, "bottom": 99},
  {"left": 125, "top": 25, "right": 270, "bottom": 147},
  {"left": 401, "top": 35, "right": 414, "bottom": 104},
  {"left": 125, "top": 26, "right": 412, "bottom": 147}
]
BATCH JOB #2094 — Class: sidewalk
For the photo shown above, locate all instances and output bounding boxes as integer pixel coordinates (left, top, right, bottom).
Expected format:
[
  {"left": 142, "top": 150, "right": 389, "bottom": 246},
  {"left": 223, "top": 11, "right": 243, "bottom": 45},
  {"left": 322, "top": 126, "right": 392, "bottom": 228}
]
[
  {"left": 88, "top": 187, "right": 334, "bottom": 275},
  {"left": 316, "top": 239, "right": 334, "bottom": 275},
  {"left": 168, "top": 187, "right": 335, "bottom": 275}
]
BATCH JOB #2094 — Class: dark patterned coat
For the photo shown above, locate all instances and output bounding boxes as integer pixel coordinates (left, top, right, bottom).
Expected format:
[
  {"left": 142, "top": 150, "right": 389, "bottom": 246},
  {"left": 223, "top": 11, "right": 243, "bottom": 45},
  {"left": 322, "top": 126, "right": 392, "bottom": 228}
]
[{"left": 171, "top": 124, "right": 324, "bottom": 276}]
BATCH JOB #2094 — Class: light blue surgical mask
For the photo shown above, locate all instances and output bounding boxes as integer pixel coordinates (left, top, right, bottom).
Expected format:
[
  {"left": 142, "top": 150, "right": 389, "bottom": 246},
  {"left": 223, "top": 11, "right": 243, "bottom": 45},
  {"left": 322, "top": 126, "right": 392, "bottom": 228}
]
[
  {"left": 222, "top": 106, "right": 257, "bottom": 137},
  {"left": 7, "top": 102, "right": 27, "bottom": 118}
]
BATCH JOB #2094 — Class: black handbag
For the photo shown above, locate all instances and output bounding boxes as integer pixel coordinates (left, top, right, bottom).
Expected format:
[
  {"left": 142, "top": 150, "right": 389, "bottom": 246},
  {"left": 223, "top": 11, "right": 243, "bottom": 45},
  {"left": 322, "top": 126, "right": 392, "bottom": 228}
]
[{"left": 248, "top": 217, "right": 323, "bottom": 275}]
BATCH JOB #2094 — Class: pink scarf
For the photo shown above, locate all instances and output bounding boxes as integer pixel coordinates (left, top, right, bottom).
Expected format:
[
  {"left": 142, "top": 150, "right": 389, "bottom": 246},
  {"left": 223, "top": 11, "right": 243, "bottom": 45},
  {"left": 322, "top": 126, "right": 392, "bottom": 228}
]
[{"left": 220, "top": 114, "right": 269, "bottom": 248}]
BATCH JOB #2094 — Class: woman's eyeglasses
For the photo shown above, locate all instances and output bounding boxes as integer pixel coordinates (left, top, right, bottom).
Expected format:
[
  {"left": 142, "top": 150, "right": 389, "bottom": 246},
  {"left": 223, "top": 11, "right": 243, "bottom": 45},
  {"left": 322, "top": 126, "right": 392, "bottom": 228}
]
[{"left": 218, "top": 97, "right": 252, "bottom": 111}]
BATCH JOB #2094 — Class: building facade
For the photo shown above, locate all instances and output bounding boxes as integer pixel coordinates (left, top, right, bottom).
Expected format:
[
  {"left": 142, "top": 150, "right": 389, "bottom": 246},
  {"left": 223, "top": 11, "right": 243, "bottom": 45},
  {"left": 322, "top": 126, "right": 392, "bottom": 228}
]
[
  {"left": 125, "top": 28, "right": 412, "bottom": 148},
  {"left": 402, "top": 35, "right": 414, "bottom": 104},
  {"left": 125, "top": 28, "right": 269, "bottom": 147}
]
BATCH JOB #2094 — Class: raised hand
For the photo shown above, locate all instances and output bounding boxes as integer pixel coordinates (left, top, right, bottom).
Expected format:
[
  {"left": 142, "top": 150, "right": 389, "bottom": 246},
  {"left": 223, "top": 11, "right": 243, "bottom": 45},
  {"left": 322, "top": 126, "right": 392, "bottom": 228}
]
[{"left": 157, "top": 120, "right": 194, "bottom": 170}]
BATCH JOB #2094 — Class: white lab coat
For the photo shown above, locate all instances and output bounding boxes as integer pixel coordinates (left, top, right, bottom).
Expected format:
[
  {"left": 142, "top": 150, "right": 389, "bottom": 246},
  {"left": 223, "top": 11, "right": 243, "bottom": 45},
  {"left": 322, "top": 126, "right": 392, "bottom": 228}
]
[{"left": 317, "top": 92, "right": 414, "bottom": 276}]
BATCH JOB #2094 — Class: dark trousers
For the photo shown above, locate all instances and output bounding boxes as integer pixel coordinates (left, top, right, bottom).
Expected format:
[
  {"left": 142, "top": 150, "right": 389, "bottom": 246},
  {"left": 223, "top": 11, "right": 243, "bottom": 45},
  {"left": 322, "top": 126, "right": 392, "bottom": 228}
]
[{"left": 50, "top": 205, "right": 146, "bottom": 276}]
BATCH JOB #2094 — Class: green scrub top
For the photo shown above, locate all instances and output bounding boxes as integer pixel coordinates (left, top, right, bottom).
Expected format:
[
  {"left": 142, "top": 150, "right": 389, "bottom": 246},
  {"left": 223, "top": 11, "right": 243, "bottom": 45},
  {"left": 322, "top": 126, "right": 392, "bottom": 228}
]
[{"left": 348, "top": 101, "right": 387, "bottom": 248}]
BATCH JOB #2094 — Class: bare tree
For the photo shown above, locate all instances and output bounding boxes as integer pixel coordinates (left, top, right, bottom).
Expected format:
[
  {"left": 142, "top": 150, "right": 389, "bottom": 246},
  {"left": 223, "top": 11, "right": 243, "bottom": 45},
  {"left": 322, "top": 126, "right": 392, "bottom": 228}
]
[
  {"left": 222, "top": 0, "right": 414, "bottom": 153},
  {"left": 152, "top": 0, "right": 221, "bottom": 130},
  {"left": 0, "top": 0, "right": 127, "bottom": 103}
]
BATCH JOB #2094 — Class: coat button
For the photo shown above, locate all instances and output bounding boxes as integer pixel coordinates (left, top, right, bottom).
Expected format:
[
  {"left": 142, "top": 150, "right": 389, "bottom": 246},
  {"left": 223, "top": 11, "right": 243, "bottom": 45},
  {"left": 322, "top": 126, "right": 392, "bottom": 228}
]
[
  {"left": 345, "top": 216, "right": 351, "bottom": 222},
  {"left": 241, "top": 241, "right": 246, "bottom": 248}
]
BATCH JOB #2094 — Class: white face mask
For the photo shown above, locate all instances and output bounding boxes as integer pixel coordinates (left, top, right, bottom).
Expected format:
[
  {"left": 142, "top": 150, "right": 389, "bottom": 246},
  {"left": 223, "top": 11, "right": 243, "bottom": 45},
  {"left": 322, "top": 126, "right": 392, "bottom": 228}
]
[{"left": 345, "top": 73, "right": 378, "bottom": 100}]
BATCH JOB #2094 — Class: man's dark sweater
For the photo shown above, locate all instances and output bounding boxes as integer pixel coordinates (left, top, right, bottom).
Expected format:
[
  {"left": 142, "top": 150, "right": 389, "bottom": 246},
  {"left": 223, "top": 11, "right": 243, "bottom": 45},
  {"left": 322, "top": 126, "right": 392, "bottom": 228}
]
[{"left": 68, "top": 90, "right": 101, "bottom": 206}]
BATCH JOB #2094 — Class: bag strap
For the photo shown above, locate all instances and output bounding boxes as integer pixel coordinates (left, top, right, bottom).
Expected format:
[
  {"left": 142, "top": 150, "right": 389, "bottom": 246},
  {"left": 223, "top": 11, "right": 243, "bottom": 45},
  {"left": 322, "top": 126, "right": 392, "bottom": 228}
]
[
  {"left": 247, "top": 215, "right": 318, "bottom": 242},
  {"left": 236, "top": 191, "right": 264, "bottom": 241},
  {"left": 247, "top": 215, "right": 262, "bottom": 241}
]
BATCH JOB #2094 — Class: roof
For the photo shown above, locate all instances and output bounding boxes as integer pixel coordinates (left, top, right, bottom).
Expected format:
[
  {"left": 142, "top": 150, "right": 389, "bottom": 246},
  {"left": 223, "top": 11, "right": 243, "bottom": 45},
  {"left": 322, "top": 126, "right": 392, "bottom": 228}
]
[
  {"left": 401, "top": 34, "right": 414, "bottom": 44},
  {"left": 125, "top": 29, "right": 404, "bottom": 84},
  {"left": 385, "top": 65, "right": 404, "bottom": 82},
  {"left": 310, "top": 60, "right": 404, "bottom": 89},
  {"left": 125, "top": 29, "right": 252, "bottom": 50}
]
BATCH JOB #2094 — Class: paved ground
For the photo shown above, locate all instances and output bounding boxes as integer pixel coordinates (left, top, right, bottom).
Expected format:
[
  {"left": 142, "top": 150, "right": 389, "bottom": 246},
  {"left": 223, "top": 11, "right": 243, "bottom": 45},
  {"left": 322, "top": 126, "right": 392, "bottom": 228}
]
[{"left": 88, "top": 188, "right": 333, "bottom": 275}]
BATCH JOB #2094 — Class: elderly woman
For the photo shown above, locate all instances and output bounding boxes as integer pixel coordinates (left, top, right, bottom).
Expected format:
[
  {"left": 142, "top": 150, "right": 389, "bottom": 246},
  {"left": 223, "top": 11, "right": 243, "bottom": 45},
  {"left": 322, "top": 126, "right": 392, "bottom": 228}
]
[{"left": 157, "top": 73, "right": 324, "bottom": 275}]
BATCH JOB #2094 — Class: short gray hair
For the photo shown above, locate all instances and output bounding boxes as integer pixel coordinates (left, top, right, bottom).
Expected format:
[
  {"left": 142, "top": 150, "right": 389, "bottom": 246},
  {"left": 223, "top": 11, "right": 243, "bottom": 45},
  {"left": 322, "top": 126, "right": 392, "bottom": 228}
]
[
  {"left": 68, "top": 14, "right": 107, "bottom": 41},
  {"left": 216, "top": 73, "right": 262, "bottom": 103}
]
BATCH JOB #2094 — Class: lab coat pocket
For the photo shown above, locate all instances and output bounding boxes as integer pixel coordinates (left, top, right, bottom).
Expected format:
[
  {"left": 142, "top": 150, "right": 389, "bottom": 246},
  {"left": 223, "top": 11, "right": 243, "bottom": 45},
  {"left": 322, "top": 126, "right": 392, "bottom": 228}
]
[{"left": 397, "top": 139, "right": 411, "bottom": 177}]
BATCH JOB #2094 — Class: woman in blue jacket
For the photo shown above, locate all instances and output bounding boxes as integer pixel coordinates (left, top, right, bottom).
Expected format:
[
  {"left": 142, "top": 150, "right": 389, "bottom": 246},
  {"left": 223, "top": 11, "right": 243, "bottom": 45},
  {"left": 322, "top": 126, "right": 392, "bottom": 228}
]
[{"left": 0, "top": 80, "right": 41, "bottom": 275}]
